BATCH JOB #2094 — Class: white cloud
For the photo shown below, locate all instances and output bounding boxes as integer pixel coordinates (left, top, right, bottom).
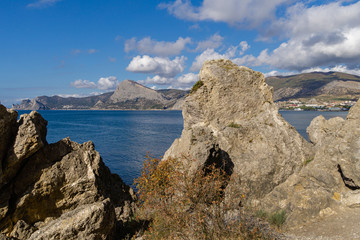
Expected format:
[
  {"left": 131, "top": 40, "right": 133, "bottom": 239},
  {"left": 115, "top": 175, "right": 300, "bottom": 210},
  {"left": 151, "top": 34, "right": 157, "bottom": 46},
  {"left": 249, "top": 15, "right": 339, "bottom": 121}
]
[
  {"left": 27, "top": 0, "right": 62, "bottom": 8},
  {"left": 195, "top": 34, "right": 223, "bottom": 51},
  {"left": 254, "top": 1, "right": 360, "bottom": 71},
  {"left": 177, "top": 73, "right": 198, "bottom": 84},
  {"left": 160, "top": 0, "right": 291, "bottom": 27},
  {"left": 301, "top": 65, "right": 360, "bottom": 76},
  {"left": 190, "top": 42, "right": 249, "bottom": 71},
  {"left": 97, "top": 76, "right": 118, "bottom": 90},
  {"left": 139, "top": 75, "right": 175, "bottom": 86},
  {"left": 126, "top": 55, "right": 186, "bottom": 78},
  {"left": 71, "top": 80, "right": 97, "bottom": 89},
  {"left": 239, "top": 41, "right": 250, "bottom": 55},
  {"left": 125, "top": 37, "right": 191, "bottom": 56},
  {"left": 70, "top": 76, "right": 119, "bottom": 91}
]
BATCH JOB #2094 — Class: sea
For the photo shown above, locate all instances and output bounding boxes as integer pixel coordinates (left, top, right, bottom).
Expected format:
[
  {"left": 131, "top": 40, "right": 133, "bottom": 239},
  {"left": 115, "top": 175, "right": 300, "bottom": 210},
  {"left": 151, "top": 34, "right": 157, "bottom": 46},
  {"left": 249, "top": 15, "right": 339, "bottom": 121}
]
[{"left": 17, "top": 110, "right": 348, "bottom": 185}]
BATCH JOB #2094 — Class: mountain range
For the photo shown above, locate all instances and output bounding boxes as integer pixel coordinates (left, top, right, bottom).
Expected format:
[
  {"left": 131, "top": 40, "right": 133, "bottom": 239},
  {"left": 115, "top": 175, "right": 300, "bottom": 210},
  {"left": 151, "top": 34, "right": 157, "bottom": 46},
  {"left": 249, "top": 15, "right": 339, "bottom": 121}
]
[
  {"left": 12, "top": 80, "right": 188, "bottom": 110},
  {"left": 12, "top": 71, "right": 360, "bottom": 110},
  {"left": 267, "top": 71, "right": 360, "bottom": 101}
]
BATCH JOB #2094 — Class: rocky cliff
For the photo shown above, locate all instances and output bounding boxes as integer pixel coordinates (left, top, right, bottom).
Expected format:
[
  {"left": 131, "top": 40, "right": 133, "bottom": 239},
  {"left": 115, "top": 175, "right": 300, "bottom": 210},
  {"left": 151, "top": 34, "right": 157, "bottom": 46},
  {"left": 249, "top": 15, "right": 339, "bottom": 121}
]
[
  {"left": 164, "top": 59, "right": 360, "bottom": 229},
  {"left": 0, "top": 105, "right": 136, "bottom": 239}
]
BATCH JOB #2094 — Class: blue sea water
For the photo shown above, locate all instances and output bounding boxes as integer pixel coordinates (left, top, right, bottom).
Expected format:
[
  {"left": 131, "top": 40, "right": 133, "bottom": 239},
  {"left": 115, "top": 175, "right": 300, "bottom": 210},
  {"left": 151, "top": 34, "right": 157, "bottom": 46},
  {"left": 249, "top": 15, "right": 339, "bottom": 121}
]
[{"left": 17, "top": 110, "right": 348, "bottom": 185}]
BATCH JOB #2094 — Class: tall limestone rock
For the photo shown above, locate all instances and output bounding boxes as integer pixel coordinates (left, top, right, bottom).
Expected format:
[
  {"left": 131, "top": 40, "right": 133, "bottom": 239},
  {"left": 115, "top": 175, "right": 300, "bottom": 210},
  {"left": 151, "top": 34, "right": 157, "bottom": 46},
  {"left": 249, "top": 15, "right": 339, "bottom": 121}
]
[
  {"left": 0, "top": 106, "right": 136, "bottom": 239},
  {"left": 164, "top": 59, "right": 313, "bottom": 201}
]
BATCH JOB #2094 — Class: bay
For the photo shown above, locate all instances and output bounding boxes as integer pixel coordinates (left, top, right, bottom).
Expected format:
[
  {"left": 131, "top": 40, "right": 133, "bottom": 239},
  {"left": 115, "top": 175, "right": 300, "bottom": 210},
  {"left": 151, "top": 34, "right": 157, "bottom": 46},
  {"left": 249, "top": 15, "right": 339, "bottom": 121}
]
[{"left": 17, "top": 110, "right": 348, "bottom": 185}]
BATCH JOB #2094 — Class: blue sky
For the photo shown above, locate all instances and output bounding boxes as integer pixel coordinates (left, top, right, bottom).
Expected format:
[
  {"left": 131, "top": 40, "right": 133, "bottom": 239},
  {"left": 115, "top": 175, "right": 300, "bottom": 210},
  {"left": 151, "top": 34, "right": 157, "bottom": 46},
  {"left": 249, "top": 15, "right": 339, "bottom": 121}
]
[{"left": 1, "top": 0, "right": 360, "bottom": 107}]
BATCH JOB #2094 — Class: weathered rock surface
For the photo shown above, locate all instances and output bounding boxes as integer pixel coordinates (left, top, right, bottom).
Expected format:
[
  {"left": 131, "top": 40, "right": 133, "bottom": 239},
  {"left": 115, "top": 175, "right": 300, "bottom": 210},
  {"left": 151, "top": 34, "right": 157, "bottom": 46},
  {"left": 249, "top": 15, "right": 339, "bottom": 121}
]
[
  {"left": 0, "top": 106, "right": 136, "bottom": 239},
  {"left": 262, "top": 99, "right": 360, "bottom": 228},
  {"left": 164, "top": 59, "right": 360, "bottom": 231},
  {"left": 164, "top": 59, "right": 313, "bottom": 201}
]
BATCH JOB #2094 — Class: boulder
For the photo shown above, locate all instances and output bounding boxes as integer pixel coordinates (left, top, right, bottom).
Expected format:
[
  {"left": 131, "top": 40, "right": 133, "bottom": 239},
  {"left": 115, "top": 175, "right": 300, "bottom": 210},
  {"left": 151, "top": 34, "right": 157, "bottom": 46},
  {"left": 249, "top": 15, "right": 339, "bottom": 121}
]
[
  {"left": 164, "top": 59, "right": 313, "bottom": 201},
  {"left": 0, "top": 106, "right": 136, "bottom": 239}
]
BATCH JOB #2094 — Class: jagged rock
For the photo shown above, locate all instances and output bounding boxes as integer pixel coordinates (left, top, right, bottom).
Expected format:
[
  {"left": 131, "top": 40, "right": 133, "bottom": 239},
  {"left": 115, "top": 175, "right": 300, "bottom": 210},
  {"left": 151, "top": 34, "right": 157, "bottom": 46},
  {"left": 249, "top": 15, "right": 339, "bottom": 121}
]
[
  {"left": 0, "top": 105, "right": 18, "bottom": 183},
  {"left": 0, "top": 106, "right": 136, "bottom": 239},
  {"left": 12, "top": 99, "right": 49, "bottom": 111},
  {"left": 164, "top": 59, "right": 313, "bottom": 202},
  {"left": 261, "top": 99, "right": 360, "bottom": 228},
  {"left": 28, "top": 199, "right": 115, "bottom": 240},
  {"left": 2, "top": 111, "right": 47, "bottom": 187}
]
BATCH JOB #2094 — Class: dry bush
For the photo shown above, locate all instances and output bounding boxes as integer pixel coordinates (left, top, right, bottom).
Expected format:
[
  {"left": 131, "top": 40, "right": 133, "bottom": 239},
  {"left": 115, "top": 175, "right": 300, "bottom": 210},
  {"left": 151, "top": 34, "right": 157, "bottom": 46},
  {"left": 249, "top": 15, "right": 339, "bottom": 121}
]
[{"left": 134, "top": 154, "right": 275, "bottom": 240}]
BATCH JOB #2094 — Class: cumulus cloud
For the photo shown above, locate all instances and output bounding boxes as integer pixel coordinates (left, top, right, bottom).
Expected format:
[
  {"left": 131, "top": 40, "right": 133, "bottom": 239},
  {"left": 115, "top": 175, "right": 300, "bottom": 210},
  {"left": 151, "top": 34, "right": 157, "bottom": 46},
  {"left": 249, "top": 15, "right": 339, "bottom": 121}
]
[
  {"left": 159, "top": 0, "right": 291, "bottom": 27},
  {"left": 254, "top": 1, "right": 360, "bottom": 71},
  {"left": 177, "top": 73, "right": 198, "bottom": 84},
  {"left": 138, "top": 75, "right": 174, "bottom": 86},
  {"left": 70, "top": 76, "right": 119, "bottom": 91},
  {"left": 126, "top": 55, "right": 186, "bottom": 78},
  {"left": 190, "top": 41, "right": 250, "bottom": 71},
  {"left": 125, "top": 37, "right": 191, "bottom": 56},
  {"left": 195, "top": 34, "right": 223, "bottom": 51},
  {"left": 97, "top": 76, "right": 118, "bottom": 90},
  {"left": 71, "top": 80, "right": 97, "bottom": 89},
  {"left": 27, "top": 0, "right": 62, "bottom": 8}
]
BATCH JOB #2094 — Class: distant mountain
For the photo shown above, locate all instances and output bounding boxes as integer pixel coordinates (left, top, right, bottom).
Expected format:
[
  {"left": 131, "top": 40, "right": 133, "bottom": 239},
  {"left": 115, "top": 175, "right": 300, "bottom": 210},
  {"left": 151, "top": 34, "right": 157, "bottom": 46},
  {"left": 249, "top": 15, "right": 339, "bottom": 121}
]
[
  {"left": 12, "top": 80, "right": 188, "bottom": 110},
  {"left": 266, "top": 71, "right": 360, "bottom": 101}
]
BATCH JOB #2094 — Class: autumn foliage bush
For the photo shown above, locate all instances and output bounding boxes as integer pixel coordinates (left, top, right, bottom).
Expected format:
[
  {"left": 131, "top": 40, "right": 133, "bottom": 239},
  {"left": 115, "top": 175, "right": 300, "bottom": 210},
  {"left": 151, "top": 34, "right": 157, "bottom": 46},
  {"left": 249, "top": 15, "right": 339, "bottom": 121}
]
[{"left": 133, "top": 154, "right": 271, "bottom": 240}]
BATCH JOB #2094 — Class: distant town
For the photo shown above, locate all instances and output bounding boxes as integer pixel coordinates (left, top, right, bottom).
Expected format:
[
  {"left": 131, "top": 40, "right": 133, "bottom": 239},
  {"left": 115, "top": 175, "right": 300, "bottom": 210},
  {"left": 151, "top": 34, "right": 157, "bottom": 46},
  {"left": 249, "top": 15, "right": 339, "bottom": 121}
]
[{"left": 276, "top": 99, "right": 357, "bottom": 111}]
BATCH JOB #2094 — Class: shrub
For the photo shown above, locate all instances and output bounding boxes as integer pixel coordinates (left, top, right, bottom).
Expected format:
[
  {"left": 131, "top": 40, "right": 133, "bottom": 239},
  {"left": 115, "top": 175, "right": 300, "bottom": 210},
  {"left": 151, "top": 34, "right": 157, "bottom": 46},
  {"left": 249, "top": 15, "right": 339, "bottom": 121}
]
[
  {"left": 133, "top": 155, "right": 273, "bottom": 239},
  {"left": 190, "top": 80, "right": 203, "bottom": 94},
  {"left": 269, "top": 210, "right": 286, "bottom": 228},
  {"left": 228, "top": 122, "right": 241, "bottom": 128}
]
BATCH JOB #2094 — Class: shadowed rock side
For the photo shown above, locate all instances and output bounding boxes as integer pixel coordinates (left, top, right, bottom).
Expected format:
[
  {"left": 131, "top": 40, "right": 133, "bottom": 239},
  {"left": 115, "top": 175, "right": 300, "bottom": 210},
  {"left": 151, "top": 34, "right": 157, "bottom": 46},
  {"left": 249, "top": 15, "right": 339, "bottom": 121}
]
[
  {"left": 0, "top": 106, "right": 136, "bottom": 239},
  {"left": 164, "top": 59, "right": 314, "bottom": 203}
]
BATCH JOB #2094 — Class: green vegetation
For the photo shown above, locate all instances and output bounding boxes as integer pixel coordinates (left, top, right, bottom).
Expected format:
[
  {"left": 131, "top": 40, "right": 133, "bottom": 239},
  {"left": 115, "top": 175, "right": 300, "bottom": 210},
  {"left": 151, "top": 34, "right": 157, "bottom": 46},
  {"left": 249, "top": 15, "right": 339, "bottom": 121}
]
[
  {"left": 190, "top": 80, "right": 203, "bottom": 94},
  {"left": 304, "top": 157, "right": 314, "bottom": 166},
  {"left": 228, "top": 122, "right": 241, "bottom": 128},
  {"left": 269, "top": 210, "right": 286, "bottom": 228},
  {"left": 133, "top": 155, "right": 276, "bottom": 239}
]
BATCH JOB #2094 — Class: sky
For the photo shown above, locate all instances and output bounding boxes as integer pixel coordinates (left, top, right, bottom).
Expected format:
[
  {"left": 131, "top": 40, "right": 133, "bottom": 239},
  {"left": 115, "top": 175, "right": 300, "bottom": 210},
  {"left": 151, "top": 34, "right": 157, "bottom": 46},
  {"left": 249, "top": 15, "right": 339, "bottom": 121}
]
[{"left": 1, "top": 0, "right": 360, "bottom": 107}]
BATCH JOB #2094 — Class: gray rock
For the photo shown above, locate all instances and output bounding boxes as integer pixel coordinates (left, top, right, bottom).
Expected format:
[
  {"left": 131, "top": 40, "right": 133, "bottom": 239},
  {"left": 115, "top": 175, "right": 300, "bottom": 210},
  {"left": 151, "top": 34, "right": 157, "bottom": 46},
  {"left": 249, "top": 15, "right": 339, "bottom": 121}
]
[
  {"left": 261, "top": 98, "right": 360, "bottom": 228},
  {"left": 164, "top": 59, "right": 313, "bottom": 201},
  {"left": 28, "top": 199, "right": 115, "bottom": 240},
  {"left": 2, "top": 111, "right": 47, "bottom": 186},
  {"left": 0, "top": 105, "right": 18, "bottom": 183},
  {"left": 0, "top": 106, "right": 136, "bottom": 239},
  {"left": 109, "top": 80, "right": 167, "bottom": 103}
]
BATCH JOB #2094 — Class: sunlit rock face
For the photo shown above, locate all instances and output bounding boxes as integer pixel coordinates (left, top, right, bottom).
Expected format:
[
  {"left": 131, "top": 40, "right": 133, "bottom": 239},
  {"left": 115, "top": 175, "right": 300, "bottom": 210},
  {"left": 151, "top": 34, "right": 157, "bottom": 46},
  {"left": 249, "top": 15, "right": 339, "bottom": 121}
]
[
  {"left": 0, "top": 106, "right": 136, "bottom": 239},
  {"left": 164, "top": 59, "right": 313, "bottom": 201}
]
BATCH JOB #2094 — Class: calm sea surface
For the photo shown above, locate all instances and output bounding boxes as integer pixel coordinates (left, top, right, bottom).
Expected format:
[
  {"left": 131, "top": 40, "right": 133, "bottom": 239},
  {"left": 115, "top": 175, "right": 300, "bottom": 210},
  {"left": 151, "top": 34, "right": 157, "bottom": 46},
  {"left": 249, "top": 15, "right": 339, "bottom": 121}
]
[{"left": 17, "top": 110, "right": 348, "bottom": 185}]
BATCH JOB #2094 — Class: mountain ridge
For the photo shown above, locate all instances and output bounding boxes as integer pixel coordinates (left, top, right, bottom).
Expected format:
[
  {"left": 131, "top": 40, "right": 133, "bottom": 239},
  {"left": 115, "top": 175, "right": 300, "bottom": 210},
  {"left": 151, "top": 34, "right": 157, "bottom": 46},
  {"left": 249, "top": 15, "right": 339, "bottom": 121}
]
[{"left": 12, "top": 71, "right": 360, "bottom": 110}]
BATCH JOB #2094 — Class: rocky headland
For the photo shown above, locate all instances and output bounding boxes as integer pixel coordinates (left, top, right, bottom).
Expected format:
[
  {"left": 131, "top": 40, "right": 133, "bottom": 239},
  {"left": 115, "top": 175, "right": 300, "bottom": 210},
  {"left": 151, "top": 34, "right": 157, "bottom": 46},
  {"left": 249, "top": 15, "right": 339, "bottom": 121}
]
[{"left": 0, "top": 105, "right": 136, "bottom": 239}]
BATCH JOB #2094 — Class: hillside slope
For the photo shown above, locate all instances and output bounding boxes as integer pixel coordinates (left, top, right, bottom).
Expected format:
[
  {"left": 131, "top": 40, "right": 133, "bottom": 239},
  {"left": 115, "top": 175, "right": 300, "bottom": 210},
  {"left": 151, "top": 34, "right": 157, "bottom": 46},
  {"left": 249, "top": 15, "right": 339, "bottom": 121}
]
[{"left": 266, "top": 72, "right": 360, "bottom": 101}]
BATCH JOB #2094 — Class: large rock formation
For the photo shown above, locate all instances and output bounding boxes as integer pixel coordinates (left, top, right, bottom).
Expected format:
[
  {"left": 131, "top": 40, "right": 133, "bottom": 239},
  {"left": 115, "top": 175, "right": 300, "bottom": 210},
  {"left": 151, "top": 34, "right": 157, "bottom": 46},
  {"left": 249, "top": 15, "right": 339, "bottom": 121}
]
[
  {"left": 164, "top": 59, "right": 360, "bottom": 229},
  {"left": 164, "top": 59, "right": 313, "bottom": 201},
  {"left": 0, "top": 106, "right": 136, "bottom": 239},
  {"left": 261, "top": 99, "right": 360, "bottom": 228}
]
